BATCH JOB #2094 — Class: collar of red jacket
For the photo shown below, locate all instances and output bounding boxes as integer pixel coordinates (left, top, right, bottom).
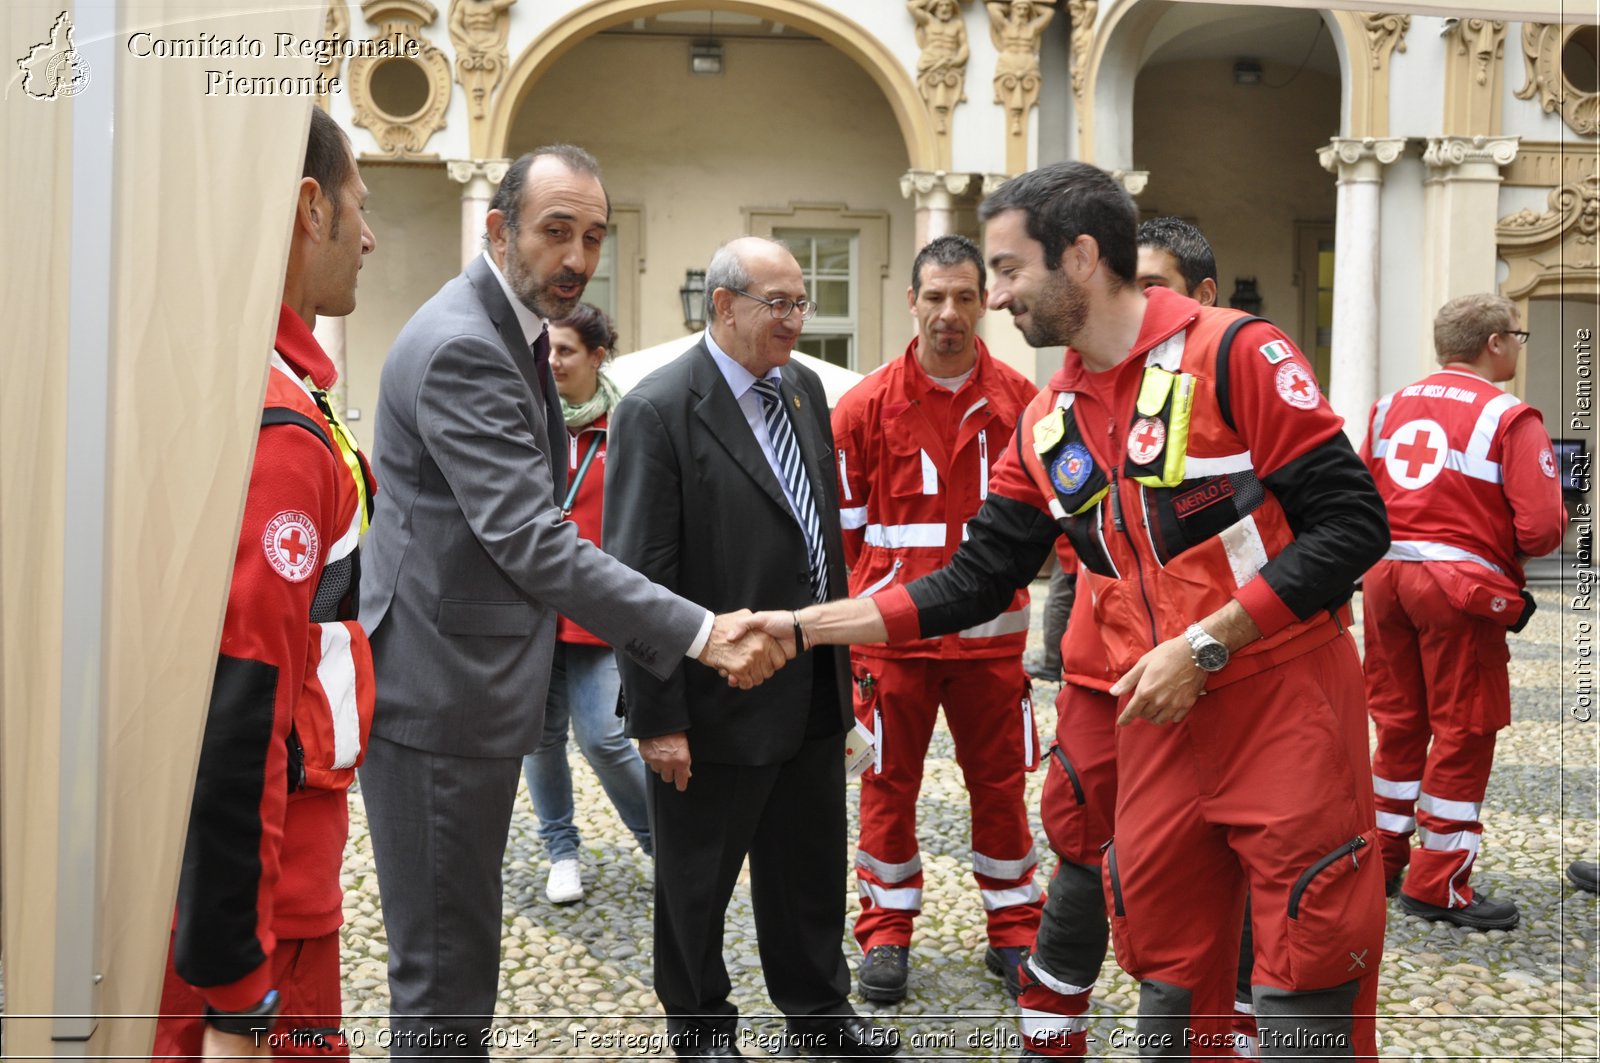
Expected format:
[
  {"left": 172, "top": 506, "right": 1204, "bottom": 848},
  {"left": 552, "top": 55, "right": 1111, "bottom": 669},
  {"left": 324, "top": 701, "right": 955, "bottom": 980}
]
[
  {"left": 899, "top": 333, "right": 994, "bottom": 396},
  {"left": 1046, "top": 285, "right": 1201, "bottom": 392},
  {"left": 273, "top": 303, "right": 338, "bottom": 391}
]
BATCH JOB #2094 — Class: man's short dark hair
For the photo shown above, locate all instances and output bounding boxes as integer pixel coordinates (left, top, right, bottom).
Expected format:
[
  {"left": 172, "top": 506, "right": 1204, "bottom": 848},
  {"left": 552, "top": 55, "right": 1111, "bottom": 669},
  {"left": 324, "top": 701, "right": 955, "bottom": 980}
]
[
  {"left": 304, "top": 106, "right": 353, "bottom": 236},
  {"left": 1137, "top": 217, "right": 1217, "bottom": 292},
  {"left": 911, "top": 234, "right": 986, "bottom": 295},
  {"left": 977, "top": 162, "right": 1137, "bottom": 284},
  {"left": 488, "top": 145, "right": 609, "bottom": 236}
]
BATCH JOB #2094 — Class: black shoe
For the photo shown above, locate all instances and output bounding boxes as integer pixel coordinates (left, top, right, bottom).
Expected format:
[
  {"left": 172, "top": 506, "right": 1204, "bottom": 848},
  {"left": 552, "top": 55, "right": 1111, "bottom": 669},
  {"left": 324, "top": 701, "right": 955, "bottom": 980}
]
[
  {"left": 1569, "top": 861, "right": 1600, "bottom": 893},
  {"left": 780, "top": 1014, "right": 902, "bottom": 1057},
  {"left": 1399, "top": 890, "right": 1520, "bottom": 930},
  {"left": 857, "top": 944, "right": 909, "bottom": 1003},
  {"left": 1385, "top": 872, "right": 1404, "bottom": 898},
  {"left": 1023, "top": 650, "right": 1061, "bottom": 682},
  {"left": 986, "top": 944, "right": 1030, "bottom": 999},
  {"left": 671, "top": 1028, "right": 743, "bottom": 1059}
]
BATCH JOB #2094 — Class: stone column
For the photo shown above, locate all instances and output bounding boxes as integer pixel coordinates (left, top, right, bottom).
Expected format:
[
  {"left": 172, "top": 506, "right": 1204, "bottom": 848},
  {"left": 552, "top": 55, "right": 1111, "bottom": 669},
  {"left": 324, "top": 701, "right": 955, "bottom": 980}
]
[
  {"left": 1421, "top": 136, "right": 1520, "bottom": 325},
  {"left": 900, "top": 169, "right": 975, "bottom": 249},
  {"left": 1316, "top": 137, "right": 1405, "bottom": 436},
  {"left": 447, "top": 158, "right": 511, "bottom": 269}
]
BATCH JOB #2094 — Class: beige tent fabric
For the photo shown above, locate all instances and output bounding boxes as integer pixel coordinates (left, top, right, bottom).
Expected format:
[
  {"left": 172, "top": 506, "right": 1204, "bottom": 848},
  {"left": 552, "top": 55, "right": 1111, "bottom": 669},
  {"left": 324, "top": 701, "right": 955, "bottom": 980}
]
[{"left": 3, "top": 1, "right": 325, "bottom": 1056}]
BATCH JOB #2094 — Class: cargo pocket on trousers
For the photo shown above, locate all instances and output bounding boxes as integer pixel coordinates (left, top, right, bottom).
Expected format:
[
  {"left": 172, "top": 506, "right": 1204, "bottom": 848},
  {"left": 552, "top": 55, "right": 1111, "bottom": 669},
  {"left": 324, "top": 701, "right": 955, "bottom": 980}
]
[
  {"left": 1042, "top": 744, "right": 1089, "bottom": 861},
  {"left": 852, "top": 662, "right": 884, "bottom": 776},
  {"left": 1285, "top": 829, "right": 1386, "bottom": 990},
  {"left": 1101, "top": 839, "right": 1146, "bottom": 979}
]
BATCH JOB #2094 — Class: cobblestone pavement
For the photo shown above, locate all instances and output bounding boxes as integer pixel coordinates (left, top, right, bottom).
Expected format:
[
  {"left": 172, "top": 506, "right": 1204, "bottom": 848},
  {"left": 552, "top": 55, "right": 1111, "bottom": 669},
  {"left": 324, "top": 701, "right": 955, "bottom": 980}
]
[{"left": 329, "top": 583, "right": 1597, "bottom": 1060}]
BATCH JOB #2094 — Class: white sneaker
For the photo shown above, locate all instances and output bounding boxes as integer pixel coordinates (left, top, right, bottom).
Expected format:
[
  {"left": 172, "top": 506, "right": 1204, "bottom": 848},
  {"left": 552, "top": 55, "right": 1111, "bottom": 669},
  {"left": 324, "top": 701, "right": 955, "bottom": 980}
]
[{"left": 545, "top": 858, "right": 584, "bottom": 904}]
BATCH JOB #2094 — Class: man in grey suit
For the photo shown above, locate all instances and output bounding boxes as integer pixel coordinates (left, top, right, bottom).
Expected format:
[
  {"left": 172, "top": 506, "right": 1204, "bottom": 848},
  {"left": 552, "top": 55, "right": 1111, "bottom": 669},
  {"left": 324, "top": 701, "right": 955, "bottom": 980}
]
[
  {"left": 358, "top": 147, "right": 783, "bottom": 1058},
  {"left": 606, "top": 237, "right": 900, "bottom": 1060}
]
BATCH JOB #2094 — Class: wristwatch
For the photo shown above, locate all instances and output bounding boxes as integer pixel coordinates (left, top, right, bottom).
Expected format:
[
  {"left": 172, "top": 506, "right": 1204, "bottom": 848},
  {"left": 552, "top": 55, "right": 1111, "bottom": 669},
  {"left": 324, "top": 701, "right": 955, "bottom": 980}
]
[
  {"left": 204, "top": 989, "right": 280, "bottom": 1036},
  {"left": 1183, "top": 623, "right": 1230, "bottom": 673}
]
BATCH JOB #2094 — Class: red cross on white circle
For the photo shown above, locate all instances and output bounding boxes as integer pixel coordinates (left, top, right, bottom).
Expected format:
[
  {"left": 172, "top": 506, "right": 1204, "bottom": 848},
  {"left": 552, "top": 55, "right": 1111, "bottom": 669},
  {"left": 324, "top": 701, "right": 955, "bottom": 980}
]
[
  {"left": 262, "top": 510, "right": 319, "bottom": 582},
  {"left": 1126, "top": 417, "right": 1166, "bottom": 466},
  {"left": 1274, "top": 361, "right": 1320, "bottom": 410},
  {"left": 1383, "top": 419, "right": 1448, "bottom": 490}
]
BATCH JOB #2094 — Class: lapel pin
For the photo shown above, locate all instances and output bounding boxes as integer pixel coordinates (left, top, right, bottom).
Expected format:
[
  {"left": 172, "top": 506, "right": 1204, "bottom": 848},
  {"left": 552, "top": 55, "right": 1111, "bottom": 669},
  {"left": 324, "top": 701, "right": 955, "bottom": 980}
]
[{"left": 793, "top": 395, "right": 802, "bottom": 410}]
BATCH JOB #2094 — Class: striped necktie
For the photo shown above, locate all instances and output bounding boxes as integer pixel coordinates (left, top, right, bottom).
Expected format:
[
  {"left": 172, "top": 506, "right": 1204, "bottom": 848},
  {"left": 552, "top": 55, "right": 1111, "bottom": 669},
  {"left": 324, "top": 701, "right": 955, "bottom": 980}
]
[{"left": 751, "top": 377, "right": 829, "bottom": 603}]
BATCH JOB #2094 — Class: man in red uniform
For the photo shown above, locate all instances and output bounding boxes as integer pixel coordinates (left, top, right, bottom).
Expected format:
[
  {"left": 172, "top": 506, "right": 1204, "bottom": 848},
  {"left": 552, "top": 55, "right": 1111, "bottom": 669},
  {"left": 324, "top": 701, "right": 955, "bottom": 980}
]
[
  {"left": 1362, "top": 293, "right": 1564, "bottom": 931},
  {"left": 832, "top": 235, "right": 1042, "bottom": 1003},
  {"left": 749, "top": 163, "right": 1391, "bottom": 1057},
  {"left": 154, "top": 107, "right": 377, "bottom": 1061}
]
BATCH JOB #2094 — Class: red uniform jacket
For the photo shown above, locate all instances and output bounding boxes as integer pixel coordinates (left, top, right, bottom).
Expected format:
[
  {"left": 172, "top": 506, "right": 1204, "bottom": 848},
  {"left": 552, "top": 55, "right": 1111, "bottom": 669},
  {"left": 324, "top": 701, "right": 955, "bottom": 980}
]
[{"left": 557, "top": 413, "right": 610, "bottom": 647}]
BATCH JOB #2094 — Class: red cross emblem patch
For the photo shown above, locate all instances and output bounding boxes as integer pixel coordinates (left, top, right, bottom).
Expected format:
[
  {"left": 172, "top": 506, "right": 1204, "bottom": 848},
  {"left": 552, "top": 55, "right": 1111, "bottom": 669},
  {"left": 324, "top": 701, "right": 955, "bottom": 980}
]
[
  {"left": 1384, "top": 419, "right": 1447, "bottom": 490},
  {"left": 262, "top": 511, "right": 319, "bottom": 582},
  {"left": 1127, "top": 416, "right": 1166, "bottom": 466},
  {"left": 1274, "top": 361, "right": 1320, "bottom": 410},
  {"left": 1539, "top": 447, "right": 1557, "bottom": 479}
]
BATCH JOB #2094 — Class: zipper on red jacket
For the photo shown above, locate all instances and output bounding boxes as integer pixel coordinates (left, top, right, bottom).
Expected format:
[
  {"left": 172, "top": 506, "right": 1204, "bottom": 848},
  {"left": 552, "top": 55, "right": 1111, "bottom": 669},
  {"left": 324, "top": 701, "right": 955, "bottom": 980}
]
[{"left": 1108, "top": 467, "right": 1161, "bottom": 649}]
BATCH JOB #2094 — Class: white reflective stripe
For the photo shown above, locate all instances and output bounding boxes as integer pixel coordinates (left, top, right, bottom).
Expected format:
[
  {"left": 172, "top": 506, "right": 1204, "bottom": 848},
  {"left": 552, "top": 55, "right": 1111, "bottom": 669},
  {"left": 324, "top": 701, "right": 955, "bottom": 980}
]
[
  {"left": 1021, "top": 689, "right": 1034, "bottom": 766},
  {"left": 1145, "top": 331, "right": 1186, "bottom": 371},
  {"left": 1184, "top": 451, "right": 1254, "bottom": 477},
  {"left": 980, "top": 883, "right": 1042, "bottom": 910},
  {"left": 1047, "top": 497, "right": 1067, "bottom": 520},
  {"left": 1417, "top": 826, "right": 1482, "bottom": 854},
  {"left": 856, "top": 850, "right": 922, "bottom": 883},
  {"left": 1419, "top": 792, "right": 1483, "bottom": 823},
  {"left": 859, "top": 881, "right": 922, "bottom": 910},
  {"left": 958, "top": 607, "right": 1030, "bottom": 640},
  {"left": 1372, "top": 774, "right": 1422, "bottom": 800},
  {"left": 853, "top": 559, "right": 903, "bottom": 599},
  {"left": 1021, "top": 1010, "right": 1089, "bottom": 1038},
  {"left": 1218, "top": 514, "right": 1269, "bottom": 588},
  {"left": 316, "top": 622, "right": 362, "bottom": 770},
  {"left": 327, "top": 505, "right": 361, "bottom": 563},
  {"left": 839, "top": 506, "right": 868, "bottom": 530},
  {"left": 920, "top": 448, "right": 938, "bottom": 494},
  {"left": 978, "top": 429, "right": 989, "bottom": 499},
  {"left": 872, "top": 706, "right": 884, "bottom": 774},
  {"left": 959, "top": 396, "right": 990, "bottom": 428},
  {"left": 838, "top": 449, "right": 852, "bottom": 501},
  {"left": 1370, "top": 392, "right": 1394, "bottom": 447},
  {"left": 1232, "top": 1031, "right": 1260, "bottom": 1059},
  {"left": 1375, "top": 811, "right": 1417, "bottom": 833},
  {"left": 1233, "top": 1000, "right": 1255, "bottom": 1016},
  {"left": 1466, "top": 391, "right": 1521, "bottom": 461},
  {"left": 1024, "top": 955, "right": 1093, "bottom": 997},
  {"left": 972, "top": 847, "right": 1038, "bottom": 880},
  {"left": 1382, "top": 540, "right": 1504, "bottom": 574},
  {"left": 864, "top": 523, "right": 946, "bottom": 548},
  {"left": 270, "top": 354, "right": 314, "bottom": 398},
  {"left": 1443, "top": 448, "right": 1503, "bottom": 484},
  {"left": 1092, "top": 513, "right": 1121, "bottom": 578},
  {"left": 1056, "top": 391, "right": 1074, "bottom": 412}
]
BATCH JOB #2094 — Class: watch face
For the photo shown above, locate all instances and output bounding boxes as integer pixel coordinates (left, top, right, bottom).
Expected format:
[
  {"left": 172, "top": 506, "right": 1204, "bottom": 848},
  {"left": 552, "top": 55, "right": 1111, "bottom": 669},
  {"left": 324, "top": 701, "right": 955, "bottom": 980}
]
[{"left": 1195, "top": 641, "right": 1229, "bottom": 671}]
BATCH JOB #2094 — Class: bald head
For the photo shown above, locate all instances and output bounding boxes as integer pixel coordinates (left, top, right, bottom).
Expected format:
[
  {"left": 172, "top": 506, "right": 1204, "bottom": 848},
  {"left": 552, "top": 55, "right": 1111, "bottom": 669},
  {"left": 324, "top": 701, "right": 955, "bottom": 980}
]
[{"left": 707, "top": 237, "right": 808, "bottom": 375}]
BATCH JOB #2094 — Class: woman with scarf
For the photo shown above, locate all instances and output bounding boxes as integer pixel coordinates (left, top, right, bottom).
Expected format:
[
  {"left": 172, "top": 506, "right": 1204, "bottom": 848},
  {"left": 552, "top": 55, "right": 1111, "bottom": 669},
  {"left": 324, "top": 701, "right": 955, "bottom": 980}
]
[{"left": 523, "top": 302, "right": 652, "bottom": 905}]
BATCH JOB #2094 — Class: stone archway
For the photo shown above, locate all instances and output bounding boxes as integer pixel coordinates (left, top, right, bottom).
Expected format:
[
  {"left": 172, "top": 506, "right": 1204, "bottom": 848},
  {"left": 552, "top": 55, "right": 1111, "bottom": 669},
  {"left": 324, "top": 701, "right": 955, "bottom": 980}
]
[{"left": 486, "top": 0, "right": 938, "bottom": 171}]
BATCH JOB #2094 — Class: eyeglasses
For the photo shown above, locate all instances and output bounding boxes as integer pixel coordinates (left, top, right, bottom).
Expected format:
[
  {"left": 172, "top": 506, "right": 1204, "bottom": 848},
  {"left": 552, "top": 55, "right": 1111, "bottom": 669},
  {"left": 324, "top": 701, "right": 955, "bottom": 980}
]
[
  {"left": 1504, "top": 329, "right": 1530, "bottom": 344},
  {"left": 730, "top": 288, "right": 818, "bottom": 321}
]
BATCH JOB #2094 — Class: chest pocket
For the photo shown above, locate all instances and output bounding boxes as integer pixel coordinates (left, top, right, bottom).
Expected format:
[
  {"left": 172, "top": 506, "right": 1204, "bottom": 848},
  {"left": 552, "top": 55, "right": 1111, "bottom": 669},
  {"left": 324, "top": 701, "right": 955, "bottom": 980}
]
[
  {"left": 1031, "top": 400, "right": 1117, "bottom": 578},
  {"left": 884, "top": 413, "right": 939, "bottom": 498}
]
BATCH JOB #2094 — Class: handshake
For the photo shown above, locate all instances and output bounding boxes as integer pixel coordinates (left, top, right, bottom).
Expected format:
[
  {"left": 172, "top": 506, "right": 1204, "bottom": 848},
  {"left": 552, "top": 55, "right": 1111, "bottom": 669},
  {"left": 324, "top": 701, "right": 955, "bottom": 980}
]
[{"left": 696, "top": 609, "right": 807, "bottom": 689}]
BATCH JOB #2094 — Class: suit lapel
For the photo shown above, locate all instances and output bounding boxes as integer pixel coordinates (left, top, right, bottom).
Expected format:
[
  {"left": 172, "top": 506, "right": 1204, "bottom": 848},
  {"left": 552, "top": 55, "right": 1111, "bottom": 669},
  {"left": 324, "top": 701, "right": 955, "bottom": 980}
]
[
  {"left": 466, "top": 256, "right": 568, "bottom": 500},
  {"left": 688, "top": 345, "right": 793, "bottom": 516}
]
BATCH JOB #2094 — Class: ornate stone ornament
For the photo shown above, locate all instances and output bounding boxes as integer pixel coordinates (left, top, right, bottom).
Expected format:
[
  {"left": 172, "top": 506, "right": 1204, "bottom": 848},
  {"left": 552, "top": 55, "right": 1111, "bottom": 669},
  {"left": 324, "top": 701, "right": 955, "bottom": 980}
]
[
  {"left": 1515, "top": 23, "right": 1599, "bottom": 137},
  {"left": 448, "top": 0, "right": 515, "bottom": 124},
  {"left": 317, "top": 1, "right": 351, "bottom": 109},
  {"left": 1447, "top": 17, "right": 1505, "bottom": 87},
  {"left": 987, "top": 0, "right": 1055, "bottom": 137},
  {"left": 1422, "top": 135, "right": 1519, "bottom": 170},
  {"left": 907, "top": 0, "right": 969, "bottom": 137},
  {"left": 349, "top": 0, "right": 452, "bottom": 158},
  {"left": 1358, "top": 11, "right": 1408, "bottom": 71},
  {"left": 1067, "top": 0, "right": 1096, "bottom": 99}
]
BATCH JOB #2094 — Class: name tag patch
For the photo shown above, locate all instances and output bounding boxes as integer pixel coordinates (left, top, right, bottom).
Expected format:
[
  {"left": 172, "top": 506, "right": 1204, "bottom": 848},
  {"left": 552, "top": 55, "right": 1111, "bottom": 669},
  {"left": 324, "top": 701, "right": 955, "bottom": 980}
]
[{"left": 1172, "top": 477, "right": 1236, "bottom": 518}]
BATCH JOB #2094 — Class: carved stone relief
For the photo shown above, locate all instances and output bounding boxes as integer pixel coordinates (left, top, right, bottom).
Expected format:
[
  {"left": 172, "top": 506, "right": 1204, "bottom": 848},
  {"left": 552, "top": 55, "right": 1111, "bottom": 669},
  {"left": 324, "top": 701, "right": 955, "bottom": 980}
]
[
  {"left": 448, "top": 0, "right": 515, "bottom": 124},
  {"left": 1449, "top": 17, "right": 1505, "bottom": 87},
  {"left": 1516, "top": 23, "right": 1599, "bottom": 137},
  {"left": 987, "top": 0, "right": 1056, "bottom": 137},
  {"left": 317, "top": 2, "right": 351, "bottom": 109},
  {"left": 907, "top": 0, "right": 969, "bottom": 137},
  {"left": 349, "top": 1, "right": 452, "bottom": 158},
  {"left": 1358, "top": 11, "right": 1408, "bottom": 71},
  {"left": 1067, "top": 0, "right": 1096, "bottom": 99}
]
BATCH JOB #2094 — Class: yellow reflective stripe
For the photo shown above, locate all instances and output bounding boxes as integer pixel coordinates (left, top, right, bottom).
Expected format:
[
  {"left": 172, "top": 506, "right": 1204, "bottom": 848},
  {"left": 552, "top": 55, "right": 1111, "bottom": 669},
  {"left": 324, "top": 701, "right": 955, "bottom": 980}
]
[
  {"left": 1164, "top": 374, "right": 1194, "bottom": 484},
  {"left": 1135, "top": 367, "right": 1174, "bottom": 417},
  {"left": 314, "top": 389, "right": 371, "bottom": 534},
  {"left": 1069, "top": 484, "right": 1109, "bottom": 517}
]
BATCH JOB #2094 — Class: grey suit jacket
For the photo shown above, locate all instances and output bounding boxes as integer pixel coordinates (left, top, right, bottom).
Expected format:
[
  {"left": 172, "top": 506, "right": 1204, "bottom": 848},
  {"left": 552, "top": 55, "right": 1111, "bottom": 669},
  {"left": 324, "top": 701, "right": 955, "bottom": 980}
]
[
  {"left": 605, "top": 340, "right": 852, "bottom": 766},
  {"left": 359, "top": 256, "right": 708, "bottom": 757}
]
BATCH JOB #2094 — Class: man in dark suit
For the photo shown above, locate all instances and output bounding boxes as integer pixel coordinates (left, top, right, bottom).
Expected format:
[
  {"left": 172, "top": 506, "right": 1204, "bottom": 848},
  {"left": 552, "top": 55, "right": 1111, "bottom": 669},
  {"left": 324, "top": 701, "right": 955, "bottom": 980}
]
[
  {"left": 605, "top": 237, "right": 900, "bottom": 1061},
  {"left": 358, "top": 147, "right": 783, "bottom": 1058}
]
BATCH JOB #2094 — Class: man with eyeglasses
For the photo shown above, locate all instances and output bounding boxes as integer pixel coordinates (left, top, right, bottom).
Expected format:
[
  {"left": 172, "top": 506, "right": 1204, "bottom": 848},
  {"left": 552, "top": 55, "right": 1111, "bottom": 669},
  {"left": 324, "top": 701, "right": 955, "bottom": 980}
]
[
  {"left": 605, "top": 236, "right": 900, "bottom": 1060},
  {"left": 1361, "top": 292, "right": 1564, "bottom": 931},
  {"left": 829, "top": 234, "right": 1043, "bottom": 1006}
]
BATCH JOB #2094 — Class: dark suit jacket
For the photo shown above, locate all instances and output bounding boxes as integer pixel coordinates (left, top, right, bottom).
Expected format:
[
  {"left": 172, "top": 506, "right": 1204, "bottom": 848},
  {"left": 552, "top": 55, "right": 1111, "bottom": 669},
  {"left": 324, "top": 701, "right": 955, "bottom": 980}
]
[
  {"left": 605, "top": 341, "right": 852, "bottom": 766},
  {"left": 359, "top": 255, "right": 708, "bottom": 758}
]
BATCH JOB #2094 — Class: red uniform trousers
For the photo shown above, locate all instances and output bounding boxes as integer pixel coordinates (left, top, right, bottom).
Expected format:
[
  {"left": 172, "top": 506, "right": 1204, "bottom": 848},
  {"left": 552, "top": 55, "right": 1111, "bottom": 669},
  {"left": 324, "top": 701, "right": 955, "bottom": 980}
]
[
  {"left": 1020, "top": 682, "right": 1254, "bottom": 1059},
  {"left": 851, "top": 651, "right": 1042, "bottom": 951},
  {"left": 154, "top": 932, "right": 346, "bottom": 1060},
  {"left": 1106, "top": 633, "right": 1383, "bottom": 1060},
  {"left": 1362, "top": 559, "right": 1508, "bottom": 909}
]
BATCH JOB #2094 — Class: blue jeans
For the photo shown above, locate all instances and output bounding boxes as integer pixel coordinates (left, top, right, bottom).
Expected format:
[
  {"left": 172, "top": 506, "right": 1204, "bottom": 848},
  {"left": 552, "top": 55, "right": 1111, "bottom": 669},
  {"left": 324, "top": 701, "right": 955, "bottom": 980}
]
[{"left": 522, "top": 643, "right": 652, "bottom": 860}]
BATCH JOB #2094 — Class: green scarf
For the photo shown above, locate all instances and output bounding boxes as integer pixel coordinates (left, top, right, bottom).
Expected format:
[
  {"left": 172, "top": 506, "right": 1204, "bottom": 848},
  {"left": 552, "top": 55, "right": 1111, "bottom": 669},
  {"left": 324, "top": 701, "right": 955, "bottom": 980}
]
[{"left": 561, "top": 370, "right": 620, "bottom": 430}]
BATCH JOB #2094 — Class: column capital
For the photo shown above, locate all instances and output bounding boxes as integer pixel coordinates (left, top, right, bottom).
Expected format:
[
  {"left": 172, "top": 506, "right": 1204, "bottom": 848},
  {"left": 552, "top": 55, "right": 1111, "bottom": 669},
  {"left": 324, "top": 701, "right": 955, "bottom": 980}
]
[
  {"left": 1317, "top": 137, "right": 1407, "bottom": 175},
  {"left": 898, "top": 169, "right": 976, "bottom": 201},
  {"left": 1422, "top": 135, "right": 1520, "bottom": 172},
  {"left": 1111, "top": 169, "right": 1148, "bottom": 196},
  {"left": 446, "top": 158, "right": 512, "bottom": 186}
]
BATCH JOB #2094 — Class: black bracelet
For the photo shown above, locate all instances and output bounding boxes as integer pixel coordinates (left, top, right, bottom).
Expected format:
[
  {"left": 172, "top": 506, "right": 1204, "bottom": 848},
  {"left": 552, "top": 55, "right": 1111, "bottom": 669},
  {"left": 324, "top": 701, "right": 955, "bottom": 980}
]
[
  {"left": 204, "top": 988, "right": 280, "bottom": 1036},
  {"left": 793, "top": 611, "right": 808, "bottom": 653}
]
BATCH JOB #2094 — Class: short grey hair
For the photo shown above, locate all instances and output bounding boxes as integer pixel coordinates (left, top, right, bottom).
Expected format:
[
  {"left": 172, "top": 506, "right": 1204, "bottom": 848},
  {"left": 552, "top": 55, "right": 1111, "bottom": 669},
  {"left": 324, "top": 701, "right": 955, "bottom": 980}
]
[
  {"left": 1434, "top": 292, "right": 1516, "bottom": 364},
  {"left": 705, "top": 241, "right": 752, "bottom": 298}
]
